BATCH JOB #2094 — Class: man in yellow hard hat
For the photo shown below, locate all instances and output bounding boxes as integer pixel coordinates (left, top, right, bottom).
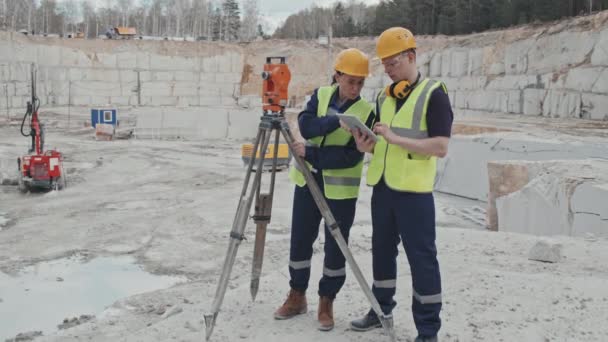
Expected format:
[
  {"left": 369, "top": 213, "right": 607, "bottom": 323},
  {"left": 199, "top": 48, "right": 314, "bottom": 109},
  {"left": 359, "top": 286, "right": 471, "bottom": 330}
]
[
  {"left": 274, "top": 48, "right": 375, "bottom": 332},
  {"left": 348, "top": 27, "right": 453, "bottom": 342}
]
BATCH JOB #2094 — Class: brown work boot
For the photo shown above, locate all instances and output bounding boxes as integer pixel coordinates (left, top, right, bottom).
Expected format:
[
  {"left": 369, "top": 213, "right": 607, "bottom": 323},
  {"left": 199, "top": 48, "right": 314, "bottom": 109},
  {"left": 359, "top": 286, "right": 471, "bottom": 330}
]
[
  {"left": 317, "top": 296, "right": 334, "bottom": 331},
  {"left": 274, "top": 289, "right": 307, "bottom": 320}
]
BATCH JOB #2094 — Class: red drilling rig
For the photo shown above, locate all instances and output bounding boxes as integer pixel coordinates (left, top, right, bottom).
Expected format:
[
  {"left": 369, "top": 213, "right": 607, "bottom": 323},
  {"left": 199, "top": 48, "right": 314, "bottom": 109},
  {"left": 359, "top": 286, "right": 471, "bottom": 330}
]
[{"left": 17, "top": 64, "right": 66, "bottom": 192}]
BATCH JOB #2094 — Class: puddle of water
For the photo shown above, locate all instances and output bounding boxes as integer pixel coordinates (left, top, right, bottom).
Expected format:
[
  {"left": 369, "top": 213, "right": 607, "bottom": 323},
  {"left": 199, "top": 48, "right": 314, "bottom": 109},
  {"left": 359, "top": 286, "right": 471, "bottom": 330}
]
[{"left": 0, "top": 255, "right": 185, "bottom": 340}]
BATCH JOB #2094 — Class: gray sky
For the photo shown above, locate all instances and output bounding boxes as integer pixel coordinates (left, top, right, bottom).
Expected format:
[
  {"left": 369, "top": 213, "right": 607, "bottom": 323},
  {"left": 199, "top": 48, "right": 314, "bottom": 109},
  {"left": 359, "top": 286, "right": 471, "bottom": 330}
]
[{"left": 258, "top": 0, "right": 380, "bottom": 32}]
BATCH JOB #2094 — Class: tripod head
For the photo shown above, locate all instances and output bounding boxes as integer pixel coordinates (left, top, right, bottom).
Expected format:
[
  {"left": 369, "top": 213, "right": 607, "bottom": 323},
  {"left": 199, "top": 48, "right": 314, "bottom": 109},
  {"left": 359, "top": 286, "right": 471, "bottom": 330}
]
[{"left": 261, "top": 57, "right": 291, "bottom": 115}]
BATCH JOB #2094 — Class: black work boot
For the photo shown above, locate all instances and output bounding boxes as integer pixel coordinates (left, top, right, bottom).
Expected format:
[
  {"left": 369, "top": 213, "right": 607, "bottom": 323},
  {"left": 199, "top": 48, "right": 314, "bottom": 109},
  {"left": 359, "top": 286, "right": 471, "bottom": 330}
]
[
  {"left": 414, "top": 335, "right": 438, "bottom": 342},
  {"left": 350, "top": 309, "right": 389, "bottom": 331}
]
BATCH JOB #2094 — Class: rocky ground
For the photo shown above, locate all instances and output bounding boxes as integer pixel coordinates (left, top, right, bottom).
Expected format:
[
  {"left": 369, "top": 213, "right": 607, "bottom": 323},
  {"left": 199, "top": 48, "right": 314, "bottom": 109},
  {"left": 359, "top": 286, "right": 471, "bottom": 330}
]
[{"left": 1, "top": 117, "right": 607, "bottom": 342}]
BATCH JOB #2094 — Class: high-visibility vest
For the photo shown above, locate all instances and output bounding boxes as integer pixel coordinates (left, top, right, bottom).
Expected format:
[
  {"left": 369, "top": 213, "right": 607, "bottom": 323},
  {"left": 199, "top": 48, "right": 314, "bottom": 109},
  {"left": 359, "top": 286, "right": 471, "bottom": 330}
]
[
  {"left": 367, "top": 78, "right": 446, "bottom": 193},
  {"left": 289, "top": 85, "right": 373, "bottom": 199}
]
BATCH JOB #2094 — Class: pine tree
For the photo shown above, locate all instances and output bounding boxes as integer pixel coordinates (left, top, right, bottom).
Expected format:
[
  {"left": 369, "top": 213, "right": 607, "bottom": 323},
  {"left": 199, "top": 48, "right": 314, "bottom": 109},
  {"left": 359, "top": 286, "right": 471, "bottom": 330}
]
[{"left": 222, "top": 0, "right": 240, "bottom": 41}]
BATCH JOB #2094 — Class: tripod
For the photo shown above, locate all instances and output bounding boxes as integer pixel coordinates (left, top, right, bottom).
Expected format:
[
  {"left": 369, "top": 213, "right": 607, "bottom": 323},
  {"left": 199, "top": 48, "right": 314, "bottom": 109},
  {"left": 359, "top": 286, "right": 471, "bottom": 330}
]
[{"left": 204, "top": 112, "right": 396, "bottom": 341}]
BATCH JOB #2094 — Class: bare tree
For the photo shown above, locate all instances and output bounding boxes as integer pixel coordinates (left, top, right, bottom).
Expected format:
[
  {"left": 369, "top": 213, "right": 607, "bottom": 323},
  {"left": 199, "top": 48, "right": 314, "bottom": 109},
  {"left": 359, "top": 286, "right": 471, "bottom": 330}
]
[
  {"left": 116, "top": 0, "right": 132, "bottom": 27},
  {"left": 81, "top": 0, "right": 95, "bottom": 37},
  {"left": 240, "top": 0, "right": 258, "bottom": 41}
]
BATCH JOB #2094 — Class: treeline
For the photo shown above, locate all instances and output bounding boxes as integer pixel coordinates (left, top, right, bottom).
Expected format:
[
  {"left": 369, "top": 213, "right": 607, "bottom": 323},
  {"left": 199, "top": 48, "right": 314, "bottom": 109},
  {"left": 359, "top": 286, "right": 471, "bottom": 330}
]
[
  {"left": 0, "top": 0, "right": 265, "bottom": 41},
  {"left": 274, "top": 0, "right": 608, "bottom": 39}
]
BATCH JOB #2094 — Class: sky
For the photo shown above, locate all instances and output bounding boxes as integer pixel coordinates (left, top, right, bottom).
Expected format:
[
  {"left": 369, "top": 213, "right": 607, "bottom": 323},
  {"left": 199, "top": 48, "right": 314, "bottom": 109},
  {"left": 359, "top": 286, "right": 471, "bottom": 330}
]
[{"left": 257, "top": 0, "right": 380, "bottom": 33}]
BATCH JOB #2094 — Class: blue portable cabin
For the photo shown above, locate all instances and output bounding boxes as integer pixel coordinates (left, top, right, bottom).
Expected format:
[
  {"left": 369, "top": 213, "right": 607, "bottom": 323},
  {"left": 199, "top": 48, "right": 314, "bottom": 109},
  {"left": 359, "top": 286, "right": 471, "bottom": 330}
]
[{"left": 91, "top": 109, "right": 117, "bottom": 128}]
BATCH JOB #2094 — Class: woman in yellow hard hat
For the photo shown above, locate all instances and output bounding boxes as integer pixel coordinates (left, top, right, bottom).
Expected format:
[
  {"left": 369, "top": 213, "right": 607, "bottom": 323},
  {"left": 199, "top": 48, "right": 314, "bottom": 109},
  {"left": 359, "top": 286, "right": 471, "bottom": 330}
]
[{"left": 275, "top": 48, "right": 375, "bottom": 332}]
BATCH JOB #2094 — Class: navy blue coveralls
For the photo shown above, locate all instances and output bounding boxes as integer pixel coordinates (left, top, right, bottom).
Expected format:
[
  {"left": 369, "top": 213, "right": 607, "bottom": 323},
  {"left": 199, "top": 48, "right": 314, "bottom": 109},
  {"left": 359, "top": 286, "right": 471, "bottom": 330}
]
[
  {"left": 371, "top": 86, "right": 453, "bottom": 337},
  {"left": 289, "top": 87, "right": 375, "bottom": 299}
]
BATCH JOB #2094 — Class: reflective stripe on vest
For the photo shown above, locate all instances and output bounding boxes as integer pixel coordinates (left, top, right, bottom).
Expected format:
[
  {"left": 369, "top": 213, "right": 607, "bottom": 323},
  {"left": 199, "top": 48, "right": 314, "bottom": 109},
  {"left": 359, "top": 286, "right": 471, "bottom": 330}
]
[
  {"left": 289, "top": 85, "right": 373, "bottom": 199},
  {"left": 366, "top": 78, "right": 445, "bottom": 193}
]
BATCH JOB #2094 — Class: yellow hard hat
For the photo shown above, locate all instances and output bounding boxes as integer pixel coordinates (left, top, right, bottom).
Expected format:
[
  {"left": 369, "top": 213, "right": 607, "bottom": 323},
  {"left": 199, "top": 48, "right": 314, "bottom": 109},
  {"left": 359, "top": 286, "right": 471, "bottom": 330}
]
[
  {"left": 334, "top": 48, "right": 369, "bottom": 77},
  {"left": 376, "top": 27, "right": 416, "bottom": 59}
]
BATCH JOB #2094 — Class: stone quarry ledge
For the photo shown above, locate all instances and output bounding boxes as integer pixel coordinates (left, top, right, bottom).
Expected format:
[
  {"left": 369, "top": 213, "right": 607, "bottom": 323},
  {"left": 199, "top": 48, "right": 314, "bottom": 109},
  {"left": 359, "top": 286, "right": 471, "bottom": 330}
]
[
  {"left": 441, "top": 113, "right": 608, "bottom": 238},
  {"left": 488, "top": 159, "right": 608, "bottom": 237}
]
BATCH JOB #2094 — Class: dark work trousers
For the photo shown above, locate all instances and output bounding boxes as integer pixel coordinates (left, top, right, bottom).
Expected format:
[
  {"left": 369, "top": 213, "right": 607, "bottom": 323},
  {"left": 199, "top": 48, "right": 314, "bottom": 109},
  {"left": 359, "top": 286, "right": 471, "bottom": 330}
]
[
  {"left": 288, "top": 171, "right": 357, "bottom": 299},
  {"left": 371, "top": 179, "right": 442, "bottom": 337}
]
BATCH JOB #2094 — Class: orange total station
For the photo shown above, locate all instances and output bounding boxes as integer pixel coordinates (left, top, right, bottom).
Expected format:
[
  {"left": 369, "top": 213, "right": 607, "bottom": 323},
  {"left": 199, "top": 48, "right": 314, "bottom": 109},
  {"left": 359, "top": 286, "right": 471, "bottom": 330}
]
[{"left": 261, "top": 57, "right": 291, "bottom": 114}]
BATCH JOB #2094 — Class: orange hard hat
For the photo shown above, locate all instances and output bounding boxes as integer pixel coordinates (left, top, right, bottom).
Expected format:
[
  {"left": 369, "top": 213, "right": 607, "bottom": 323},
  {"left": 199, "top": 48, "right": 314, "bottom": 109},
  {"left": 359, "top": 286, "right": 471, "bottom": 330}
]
[
  {"left": 376, "top": 27, "right": 416, "bottom": 59},
  {"left": 334, "top": 48, "right": 369, "bottom": 77}
]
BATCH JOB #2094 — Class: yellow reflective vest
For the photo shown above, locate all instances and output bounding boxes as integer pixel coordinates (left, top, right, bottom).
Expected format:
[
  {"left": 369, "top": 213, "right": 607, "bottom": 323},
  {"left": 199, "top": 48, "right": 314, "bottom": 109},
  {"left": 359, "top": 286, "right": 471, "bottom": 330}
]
[
  {"left": 289, "top": 85, "right": 373, "bottom": 200},
  {"left": 367, "top": 78, "right": 446, "bottom": 193}
]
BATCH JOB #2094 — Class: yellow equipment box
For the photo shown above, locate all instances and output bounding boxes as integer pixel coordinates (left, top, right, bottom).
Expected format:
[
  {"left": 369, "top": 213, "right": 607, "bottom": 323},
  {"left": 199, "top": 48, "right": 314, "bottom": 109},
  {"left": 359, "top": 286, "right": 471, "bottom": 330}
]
[{"left": 241, "top": 143, "right": 291, "bottom": 170}]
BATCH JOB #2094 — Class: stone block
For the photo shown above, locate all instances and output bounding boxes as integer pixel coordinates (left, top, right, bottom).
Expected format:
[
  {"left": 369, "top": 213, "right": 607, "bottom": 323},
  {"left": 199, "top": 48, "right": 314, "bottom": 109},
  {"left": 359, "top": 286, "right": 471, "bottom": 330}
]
[
  {"left": 96, "top": 53, "right": 118, "bottom": 68},
  {"left": 527, "top": 31, "right": 597, "bottom": 74},
  {"left": 542, "top": 90, "right": 581, "bottom": 118},
  {"left": 202, "top": 56, "right": 218, "bottom": 73},
  {"left": 522, "top": 89, "right": 546, "bottom": 116},
  {"left": 440, "top": 50, "right": 451, "bottom": 77},
  {"left": 71, "top": 81, "right": 122, "bottom": 97},
  {"left": 581, "top": 93, "right": 608, "bottom": 120},
  {"left": 12, "top": 43, "right": 37, "bottom": 64},
  {"left": 230, "top": 52, "right": 243, "bottom": 73},
  {"left": 591, "top": 68, "right": 608, "bottom": 93},
  {"left": 216, "top": 73, "right": 241, "bottom": 84},
  {"left": 90, "top": 96, "right": 112, "bottom": 105},
  {"left": 468, "top": 49, "right": 484, "bottom": 76},
  {"left": 591, "top": 28, "right": 608, "bottom": 66},
  {"left": 571, "top": 183, "right": 608, "bottom": 237},
  {"left": 486, "top": 75, "right": 539, "bottom": 90},
  {"left": 505, "top": 39, "right": 534, "bottom": 74},
  {"left": 72, "top": 96, "right": 92, "bottom": 106},
  {"left": 221, "top": 96, "right": 237, "bottom": 106},
  {"left": 121, "top": 82, "right": 139, "bottom": 97},
  {"left": 110, "top": 96, "right": 132, "bottom": 106},
  {"left": 507, "top": 90, "right": 522, "bottom": 114},
  {"left": 486, "top": 161, "right": 531, "bottom": 231},
  {"left": 226, "top": 108, "right": 260, "bottom": 139},
  {"left": 38, "top": 45, "right": 61, "bottom": 66},
  {"left": 116, "top": 52, "right": 137, "bottom": 69},
  {"left": 217, "top": 54, "right": 232, "bottom": 73},
  {"left": 9, "top": 63, "right": 29, "bottom": 82},
  {"left": 200, "top": 96, "right": 222, "bottom": 106},
  {"left": 136, "top": 53, "right": 150, "bottom": 69},
  {"left": 95, "top": 123, "right": 115, "bottom": 141},
  {"left": 61, "top": 48, "right": 92, "bottom": 67},
  {"left": 119, "top": 70, "right": 137, "bottom": 83},
  {"left": 429, "top": 52, "right": 442, "bottom": 77},
  {"left": 141, "top": 82, "right": 173, "bottom": 97},
  {"left": 150, "top": 96, "right": 177, "bottom": 106},
  {"left": 564, "top": 67, "right": 603, "bottom": 92},
  {"left": 174, "top": 71, "right": 196, "bottom": 81},
  {"left": 199, "top": 72, "right": 215, "bottom": 83},
  {"left": 450, "top": 49, "right": 469, "bottom": 77},
  {"left": 172, "top": 82, "right": 199, "bottom": 97},
  {"left": 82, "top": 69, "right": 119, "bottom": 82},
  {"left": 528, "top": 240, "right": 562, "bottom": 263},
  {"left": 152, "top": 71, "right": 174, "bottom": 81}
]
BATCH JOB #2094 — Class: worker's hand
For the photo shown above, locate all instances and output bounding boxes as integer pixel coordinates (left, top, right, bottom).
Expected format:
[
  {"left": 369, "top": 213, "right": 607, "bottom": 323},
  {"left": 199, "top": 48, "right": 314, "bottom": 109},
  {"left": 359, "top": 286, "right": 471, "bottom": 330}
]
[
  {"left": 373, "top": 123, "right": 398, "bottom": 144},
  {"left": 339, "top": 119, "right": 351, "bottom": 132},
  {"left": 293, "top": 141, "right": 306, "bottom": 158},
  {"left": 353, "top": 129, "right": 375, "bottom": 153}
]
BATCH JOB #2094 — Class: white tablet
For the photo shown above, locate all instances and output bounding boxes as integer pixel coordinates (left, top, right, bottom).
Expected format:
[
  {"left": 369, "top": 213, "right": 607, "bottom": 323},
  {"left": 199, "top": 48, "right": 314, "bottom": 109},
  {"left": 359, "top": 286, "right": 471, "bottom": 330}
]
[{"left": 336, "top": 114, "right": 378, "bottom": 142}]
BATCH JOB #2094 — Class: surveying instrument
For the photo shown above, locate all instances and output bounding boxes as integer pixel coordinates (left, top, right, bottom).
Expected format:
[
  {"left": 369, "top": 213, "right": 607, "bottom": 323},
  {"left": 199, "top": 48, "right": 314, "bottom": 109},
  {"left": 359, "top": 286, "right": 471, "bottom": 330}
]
[{"left": 204, "top": 57, "right": 396, "bottom": 341}]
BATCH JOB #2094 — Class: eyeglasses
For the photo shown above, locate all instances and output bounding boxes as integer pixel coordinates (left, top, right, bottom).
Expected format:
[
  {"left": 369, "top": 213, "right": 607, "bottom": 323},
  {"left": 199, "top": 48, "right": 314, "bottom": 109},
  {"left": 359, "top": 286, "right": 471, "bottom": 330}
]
[
  {"left": 381, "top": 51, "right": 413, "bottom": 69},
  {"left": 381, "top": 54, "right": 403, "bottom": 69}
]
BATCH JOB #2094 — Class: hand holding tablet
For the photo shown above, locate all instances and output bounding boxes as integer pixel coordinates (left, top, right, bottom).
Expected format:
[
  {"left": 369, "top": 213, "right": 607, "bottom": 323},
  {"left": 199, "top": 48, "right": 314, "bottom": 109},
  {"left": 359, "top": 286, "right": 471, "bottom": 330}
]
[{"left": 336, "top": 114, "right": 378, "bottom": 142}]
